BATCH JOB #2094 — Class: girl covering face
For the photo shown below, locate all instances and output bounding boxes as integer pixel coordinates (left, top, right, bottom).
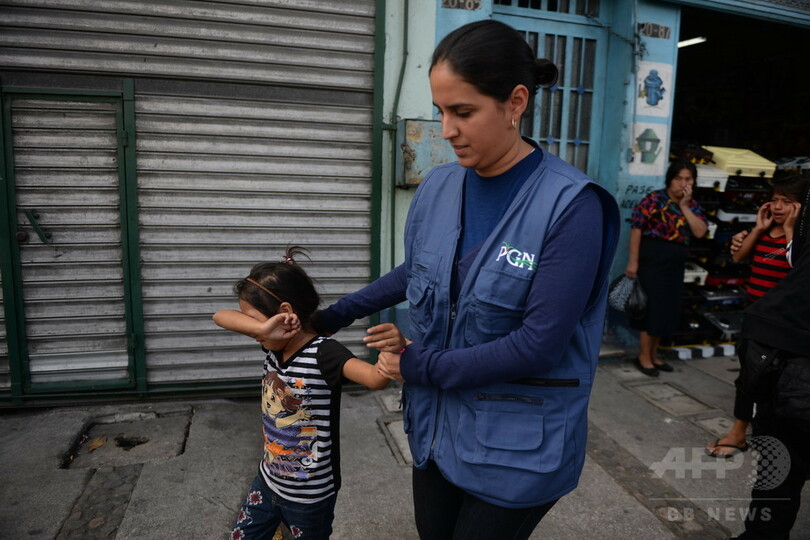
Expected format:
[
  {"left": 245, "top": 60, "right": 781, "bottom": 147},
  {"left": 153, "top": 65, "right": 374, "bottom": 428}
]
[{"left": 213, "top": 246, "right": 398, "bottom": 540}]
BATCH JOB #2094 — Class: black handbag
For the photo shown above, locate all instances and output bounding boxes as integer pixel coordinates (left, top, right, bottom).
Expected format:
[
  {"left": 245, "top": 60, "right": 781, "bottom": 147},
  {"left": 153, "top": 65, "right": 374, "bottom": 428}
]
[{"left": 608, "top": 275, "right": 647, "bottom": 320}]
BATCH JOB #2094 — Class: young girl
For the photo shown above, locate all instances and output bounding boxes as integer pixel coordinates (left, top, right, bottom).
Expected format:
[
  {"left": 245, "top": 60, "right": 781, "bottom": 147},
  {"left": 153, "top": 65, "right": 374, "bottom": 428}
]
[
  {"left": 706, "top": 176, "right": 805, "bottom": 458},
  {"left": 213, "top": 247, "right": 399, "bottom": 540}
]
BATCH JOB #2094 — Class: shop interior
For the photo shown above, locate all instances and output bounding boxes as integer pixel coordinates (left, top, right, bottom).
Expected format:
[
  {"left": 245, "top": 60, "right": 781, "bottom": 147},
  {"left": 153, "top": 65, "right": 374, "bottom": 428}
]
[
  {"left": 673, "top": 6, "right": 810, "bottom": 161},
  {"left": 659, "top": 7, "right": 809, "bottom": 347}
]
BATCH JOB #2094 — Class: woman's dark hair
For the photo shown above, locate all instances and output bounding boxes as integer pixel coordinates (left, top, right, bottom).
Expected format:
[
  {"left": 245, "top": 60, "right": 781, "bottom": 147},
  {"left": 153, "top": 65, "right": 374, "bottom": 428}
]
[
  {"left": 771, "top": 175, "right": 808, "bottom": 202},
  {"left": 430, "top": 20, "right": 558, "bottom": 101},
  {"left": 665, "top": 160, "right": 698, "bottom": 188},
  {"left": 234, "top": 246, "right": 319, "bottom": 325}
]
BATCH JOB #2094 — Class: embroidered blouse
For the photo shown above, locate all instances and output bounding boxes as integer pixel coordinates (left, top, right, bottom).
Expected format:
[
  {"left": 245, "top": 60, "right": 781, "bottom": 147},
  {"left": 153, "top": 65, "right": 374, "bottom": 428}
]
[{"left": 630, "top": 189, "right": 706, "bottom": 245}]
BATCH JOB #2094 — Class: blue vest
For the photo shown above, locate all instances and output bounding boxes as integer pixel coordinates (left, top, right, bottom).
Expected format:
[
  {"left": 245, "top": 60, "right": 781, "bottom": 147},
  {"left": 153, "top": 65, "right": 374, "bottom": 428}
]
[{"left": 402, "top": 152, "right": 619, "bottom": 508}]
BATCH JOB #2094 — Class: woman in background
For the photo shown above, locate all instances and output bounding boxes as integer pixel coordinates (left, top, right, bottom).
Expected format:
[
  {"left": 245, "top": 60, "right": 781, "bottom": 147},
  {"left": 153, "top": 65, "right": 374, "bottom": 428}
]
[{"left": 625, "top": 160, "right": 708, "bottom": 376}]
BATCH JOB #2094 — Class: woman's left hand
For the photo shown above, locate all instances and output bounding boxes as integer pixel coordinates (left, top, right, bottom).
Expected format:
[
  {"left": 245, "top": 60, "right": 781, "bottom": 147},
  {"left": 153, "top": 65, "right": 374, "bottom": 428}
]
[{"left": 376, "top": 351, "right": 405, "bottom": 382}]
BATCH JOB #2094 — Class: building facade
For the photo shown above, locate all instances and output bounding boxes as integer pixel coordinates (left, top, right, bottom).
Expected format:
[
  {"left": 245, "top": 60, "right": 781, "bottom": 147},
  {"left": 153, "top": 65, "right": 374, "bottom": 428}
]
[{"left": 1, "top": 0, "right": 808, "bottom": 403}]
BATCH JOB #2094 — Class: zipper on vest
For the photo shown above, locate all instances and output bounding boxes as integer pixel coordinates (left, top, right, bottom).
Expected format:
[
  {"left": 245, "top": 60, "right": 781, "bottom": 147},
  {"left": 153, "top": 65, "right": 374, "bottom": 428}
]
[
  {"left": 509, "top": 377, "right": 581, "bottom": 387},
  {"left": 431, "top": 301, "right": 457, "bottom": 460},
  {"left": 476, "top": 393, "right": 544, "bottom": 405}
]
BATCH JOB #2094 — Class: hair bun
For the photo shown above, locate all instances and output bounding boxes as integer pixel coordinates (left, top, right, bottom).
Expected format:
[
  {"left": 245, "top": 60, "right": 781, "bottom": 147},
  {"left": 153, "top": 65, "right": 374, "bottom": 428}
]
[{"left": 534, "top": 58, "right": 558, "bottom": 87}]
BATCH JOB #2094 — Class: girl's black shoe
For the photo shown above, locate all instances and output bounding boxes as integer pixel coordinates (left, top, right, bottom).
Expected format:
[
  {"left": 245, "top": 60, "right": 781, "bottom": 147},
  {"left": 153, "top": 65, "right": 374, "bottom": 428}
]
[{"left": 654, "top": 361, "right": 674, "bottom": 372}]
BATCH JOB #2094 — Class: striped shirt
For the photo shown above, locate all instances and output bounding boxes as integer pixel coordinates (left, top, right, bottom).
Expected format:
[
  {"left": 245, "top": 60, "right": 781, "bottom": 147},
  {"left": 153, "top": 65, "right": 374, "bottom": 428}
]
[
  {"left": 258, "top": 336, "right": 353, "bottom": 504},
  {"left": 746, "top": 233, "right": 790, "bottom": 301}
]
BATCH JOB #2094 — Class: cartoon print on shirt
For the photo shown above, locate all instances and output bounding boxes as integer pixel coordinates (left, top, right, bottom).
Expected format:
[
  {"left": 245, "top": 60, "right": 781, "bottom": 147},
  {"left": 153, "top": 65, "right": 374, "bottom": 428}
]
[{"left": 261, "top": 371, "right": 318, "bottom": 476}]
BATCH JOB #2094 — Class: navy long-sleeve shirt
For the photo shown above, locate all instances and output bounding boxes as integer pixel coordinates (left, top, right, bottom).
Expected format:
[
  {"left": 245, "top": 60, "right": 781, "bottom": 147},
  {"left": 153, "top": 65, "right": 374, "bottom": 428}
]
[{"left": 316, "top": 184, "right": 603, "bottom": 389}]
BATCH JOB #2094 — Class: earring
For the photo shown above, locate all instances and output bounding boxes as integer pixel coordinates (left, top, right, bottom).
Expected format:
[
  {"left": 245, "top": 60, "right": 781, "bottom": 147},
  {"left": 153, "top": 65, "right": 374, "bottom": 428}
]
[{"left": 511, "top": 117, "right": 518, "bottom": 130}]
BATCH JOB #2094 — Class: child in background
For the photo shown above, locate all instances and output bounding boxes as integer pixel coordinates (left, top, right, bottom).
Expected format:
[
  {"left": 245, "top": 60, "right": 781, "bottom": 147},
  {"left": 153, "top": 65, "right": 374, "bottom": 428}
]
[
  {"left": 213, "top": 247, "right": 401, "bottom": 540},
  {"left": 706, "top": 176, "right": 805, "bottom": 458}
]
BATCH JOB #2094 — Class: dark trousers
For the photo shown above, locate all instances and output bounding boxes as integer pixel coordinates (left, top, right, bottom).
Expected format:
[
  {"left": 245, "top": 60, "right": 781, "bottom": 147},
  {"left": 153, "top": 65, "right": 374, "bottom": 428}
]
[
  {"left": 412, "top": 460, "right": 558, "bottom": 540},
  {"left": 736, "top": 416, "right": 810, "bottom": 540}
]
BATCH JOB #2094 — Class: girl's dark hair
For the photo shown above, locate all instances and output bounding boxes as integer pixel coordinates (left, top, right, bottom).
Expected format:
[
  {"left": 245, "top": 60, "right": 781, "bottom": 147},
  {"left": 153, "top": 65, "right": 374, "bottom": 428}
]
[
  {"left": 430, "top": 20, "right": 558, "bottom": 101},
  {"left": 665, "top": 160, "right": 698, "bottom": 188},
  {"left": 234, "top": 246, "right": 319, "bottom": 325},
  {"left": 772, "top": 175, "right": 808, "bottom": 201}
]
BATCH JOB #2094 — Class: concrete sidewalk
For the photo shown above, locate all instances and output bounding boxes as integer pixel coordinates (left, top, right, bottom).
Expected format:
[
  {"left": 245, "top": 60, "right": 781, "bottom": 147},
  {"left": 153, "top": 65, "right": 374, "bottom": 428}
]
[{"left": 1, "top": 356, "right": 808, "bottom": 539}]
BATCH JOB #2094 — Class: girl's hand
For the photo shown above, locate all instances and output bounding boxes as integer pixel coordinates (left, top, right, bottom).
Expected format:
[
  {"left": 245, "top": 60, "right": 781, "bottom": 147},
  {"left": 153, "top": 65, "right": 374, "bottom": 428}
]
[
  {"left": 376, "top": 350, "right": 405, "bottom": 382},
  {"left": 730, "top": 230, "right": 749, "bottom": 255},
  {"left": 364, "top": 323, "right": 410, "bottom": 352},
  {"left": 783, "top": 202, "right": 802, "bottom": 236},
  {"left": 624, "top": 261, "right": 638, "bottom": 278},
  {"left": 755, "top": 202, "right": 774, "bottom": 232},
  {"left": 256, "top": 313, "right": 301, "bottom": 342}
]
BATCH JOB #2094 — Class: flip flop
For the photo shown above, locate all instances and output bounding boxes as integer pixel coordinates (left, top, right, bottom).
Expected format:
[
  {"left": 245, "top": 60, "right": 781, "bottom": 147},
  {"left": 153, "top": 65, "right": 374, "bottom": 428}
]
[{"left": 705, "top": 439, "right": 750, "bottom": 459}]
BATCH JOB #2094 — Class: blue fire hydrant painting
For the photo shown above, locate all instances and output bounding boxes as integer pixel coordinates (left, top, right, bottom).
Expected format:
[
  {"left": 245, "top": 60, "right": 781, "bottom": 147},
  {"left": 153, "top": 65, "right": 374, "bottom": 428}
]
[
  {"left": 636, "top": 61, "right": 672, "bottom": 118},
  {"left": 642, "top": 69, "right": 665, "bottom": 106}
]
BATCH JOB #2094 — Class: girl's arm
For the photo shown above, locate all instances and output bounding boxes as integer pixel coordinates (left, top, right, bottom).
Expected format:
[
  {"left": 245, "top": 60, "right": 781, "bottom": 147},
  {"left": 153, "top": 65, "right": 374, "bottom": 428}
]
[
  {"left": 342, "top": 357, "right": 389, "bottom": 390},
  {"left": 213, "top": 310, "right": 263, "bottom": 337},
  {"left": 732, "top": 203, "right": 773, "bottom": 262},
  {"left": 213, "top": 310, "right": 300, "bottom": 341}
]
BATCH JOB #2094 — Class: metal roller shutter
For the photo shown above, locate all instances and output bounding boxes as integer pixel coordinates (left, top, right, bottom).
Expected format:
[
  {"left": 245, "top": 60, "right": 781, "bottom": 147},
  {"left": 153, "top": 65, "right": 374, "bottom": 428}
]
[
  {"left": 0, "top": 0, "right": 376, "bottom": 392},
  {"left": 8, "top": 97, "right": 131, "bottom": 385}
]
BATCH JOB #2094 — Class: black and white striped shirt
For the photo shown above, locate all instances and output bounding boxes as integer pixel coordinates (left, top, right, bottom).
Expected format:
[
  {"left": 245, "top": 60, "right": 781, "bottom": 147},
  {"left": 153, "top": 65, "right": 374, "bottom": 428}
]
[{"left": 258, "top": 336, "right": 353, "bottom": 503}]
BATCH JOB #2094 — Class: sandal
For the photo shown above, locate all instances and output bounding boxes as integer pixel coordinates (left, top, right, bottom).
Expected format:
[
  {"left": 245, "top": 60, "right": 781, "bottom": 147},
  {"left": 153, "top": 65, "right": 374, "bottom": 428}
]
[{"left": 705, "top": 439, "right": 749, "bottom": 459}]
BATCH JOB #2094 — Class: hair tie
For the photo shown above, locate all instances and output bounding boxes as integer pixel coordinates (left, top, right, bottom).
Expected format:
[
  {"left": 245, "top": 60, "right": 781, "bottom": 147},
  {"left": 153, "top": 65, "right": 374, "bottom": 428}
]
[{"left": 284, "top": 256, "right": 294, "bottom": 265}]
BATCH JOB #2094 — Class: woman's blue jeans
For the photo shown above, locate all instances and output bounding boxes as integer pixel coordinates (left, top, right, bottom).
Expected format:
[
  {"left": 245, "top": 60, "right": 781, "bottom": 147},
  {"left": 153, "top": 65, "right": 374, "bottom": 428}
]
[{"left": 230, "top": 474, "right": 337, "bottom": 540}]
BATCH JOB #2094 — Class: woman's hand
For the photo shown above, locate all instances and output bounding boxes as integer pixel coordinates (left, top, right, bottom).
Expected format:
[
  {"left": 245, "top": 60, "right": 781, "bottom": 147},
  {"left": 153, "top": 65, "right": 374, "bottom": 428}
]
[
  {"left": 624, "top": 261, "right": 638, "bottom": 279},
  {"left": 376, "top": 350, "right": 405, "bottom": 382},
  {"left": 678, "top": 183, "right": 694, "bottom": 209},
  {"left": 364, "top": 323, "right": 410, "bottom": 352}
]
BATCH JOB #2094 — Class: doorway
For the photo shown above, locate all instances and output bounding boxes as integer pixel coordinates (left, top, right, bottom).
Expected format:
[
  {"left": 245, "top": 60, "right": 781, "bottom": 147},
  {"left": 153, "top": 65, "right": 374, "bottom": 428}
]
[{"left": 0, "top": 87, "right": 144, "bottom": 395}]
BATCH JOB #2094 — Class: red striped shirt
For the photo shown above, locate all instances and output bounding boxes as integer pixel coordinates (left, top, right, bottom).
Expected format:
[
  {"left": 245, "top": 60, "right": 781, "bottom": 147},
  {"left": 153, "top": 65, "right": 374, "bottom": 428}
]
[{"left": 746, "top": 233, "right": 790, "bottom": 301}]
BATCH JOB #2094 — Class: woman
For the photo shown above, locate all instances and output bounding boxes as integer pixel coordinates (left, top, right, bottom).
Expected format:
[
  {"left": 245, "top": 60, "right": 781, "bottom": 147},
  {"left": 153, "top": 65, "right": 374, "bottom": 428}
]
[
  {"left": 625, "top": 160, "right": 708, "bottom": 376},
  {"left": 313, "top": 20, "right": 619, "bottom": 539}
]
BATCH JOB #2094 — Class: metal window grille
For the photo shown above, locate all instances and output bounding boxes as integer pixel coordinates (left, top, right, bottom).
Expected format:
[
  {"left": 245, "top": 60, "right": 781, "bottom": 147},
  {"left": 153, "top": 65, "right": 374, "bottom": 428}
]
[{"left": 494, "top": 0, "right": 600, "bottom": 16}]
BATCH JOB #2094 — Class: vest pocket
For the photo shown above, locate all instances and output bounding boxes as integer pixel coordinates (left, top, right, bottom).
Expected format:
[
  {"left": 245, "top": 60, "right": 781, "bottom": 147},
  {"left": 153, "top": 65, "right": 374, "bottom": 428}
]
[
  {"left": 465, "top": 268, "right": 532, "bottom": 342},
  {"left": 407, "top": 253, "right": 439, "bottom": 337},
  {"left": 406, "top": 274, "right": 433, "bottom": 336},
  {"left": 455, "top": 390, "right": 566, "bottom": 473}
]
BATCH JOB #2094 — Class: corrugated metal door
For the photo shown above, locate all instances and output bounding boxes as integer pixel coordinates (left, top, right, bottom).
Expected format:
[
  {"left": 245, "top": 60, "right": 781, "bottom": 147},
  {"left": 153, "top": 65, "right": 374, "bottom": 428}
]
[
  {"left": 1, "top": 94, "right": 138, "bottom": 391},
  {"left": 0, "top": 0, "right": 376, "bottom": 394}
]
